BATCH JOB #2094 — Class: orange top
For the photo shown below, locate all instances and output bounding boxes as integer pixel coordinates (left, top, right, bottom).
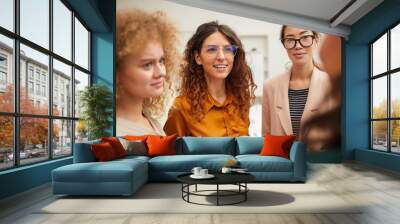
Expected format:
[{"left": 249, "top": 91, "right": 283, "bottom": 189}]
[{"left": 164, "top": 94, "right": 249, "bottom": 137}]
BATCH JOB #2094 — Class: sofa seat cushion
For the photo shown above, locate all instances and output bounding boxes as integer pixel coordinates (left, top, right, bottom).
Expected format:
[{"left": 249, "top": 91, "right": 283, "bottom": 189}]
[
  {"left": 53, "top": 159, "right": 147, "bottom": 183},
  {"left": 117, "top": 155, "right": 150, "bottom": 163},
  {"left": 236, "top": 155, "right": 293, "bottom": 172},
  {"left": 149, "top": 154, "right": 235, "bottom": 172}
]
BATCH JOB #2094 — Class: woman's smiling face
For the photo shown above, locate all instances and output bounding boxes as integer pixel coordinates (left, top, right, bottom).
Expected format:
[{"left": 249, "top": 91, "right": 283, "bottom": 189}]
[{"left": 195, "top": 31, "right": 236, "bottom": 81}]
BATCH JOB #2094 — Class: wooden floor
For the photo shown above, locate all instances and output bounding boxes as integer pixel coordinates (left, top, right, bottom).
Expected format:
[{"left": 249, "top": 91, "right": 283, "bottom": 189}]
[{"left": 1, "top": 162, "right": 400, "bottom": 224}]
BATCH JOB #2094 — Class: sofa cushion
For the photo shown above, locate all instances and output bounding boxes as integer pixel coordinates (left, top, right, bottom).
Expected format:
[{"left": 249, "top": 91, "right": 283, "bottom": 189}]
[
  {"left": 91, "top": 142, "right": 118, "bottom": 161},
  {"left": 236, "top": 136, "right": 264, "bottom": 155},
  {"left": 118, "top": 138, "right": 147, "bottom": 156},
  {"left": 148, "top": 154, "right": 235, "bottom": 172},
  {"left": 147, "top": 135, "right": 178, "bottom": 157},
  {"left": 101, "top": 137, "right": 127, "bottom": 158},
  {"left": 52, "top": 160, "right": 144, "bottom": 183},
  {"left": 260, "top": 135, "right": 296, "bottom": 159},
  {"left": 180, "top": 137, "right": 236, "bottom": 155},
  {"left": 236, "top": 155, "right": 293, "bottom": 172}
]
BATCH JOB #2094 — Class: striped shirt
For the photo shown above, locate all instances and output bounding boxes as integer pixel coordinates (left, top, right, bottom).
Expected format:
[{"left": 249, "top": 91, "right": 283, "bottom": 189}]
[{"left": 288, "top": 88, "right": 309, "bottom": 137}]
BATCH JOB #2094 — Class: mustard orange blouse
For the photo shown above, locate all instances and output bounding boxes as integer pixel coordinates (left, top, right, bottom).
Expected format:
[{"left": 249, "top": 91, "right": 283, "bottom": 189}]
[{"left": 164, "top": 94, "right": 249, "bottom": 137}]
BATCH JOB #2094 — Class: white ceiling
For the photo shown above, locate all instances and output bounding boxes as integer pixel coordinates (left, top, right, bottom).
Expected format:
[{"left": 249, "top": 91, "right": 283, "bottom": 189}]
[{"left": 167, "top": 0, "right": 384, "bottom": 38}]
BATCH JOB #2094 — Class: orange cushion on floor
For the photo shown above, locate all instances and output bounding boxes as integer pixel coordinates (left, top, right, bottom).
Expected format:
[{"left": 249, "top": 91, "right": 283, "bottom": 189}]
[
  {"left": 91, "top": 142, "right": 117, "bottom": 161},
  {"left": 101, "top": 137, "right": 126, "bottom": 158},
  {"left": 260, "top": 134, "right": 296, "bottom": 159},
  {"left": 146, "top": 134, "right": 178, "bottom": 157}
]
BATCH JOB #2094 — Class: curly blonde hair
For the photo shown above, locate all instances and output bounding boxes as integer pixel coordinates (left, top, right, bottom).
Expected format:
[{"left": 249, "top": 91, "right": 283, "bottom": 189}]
[
  {"left": 116, "top": 10, "right": 179, "bottom": 117},
  {"left": 180, "top": 21, "right": 256, "bottom": 121}
]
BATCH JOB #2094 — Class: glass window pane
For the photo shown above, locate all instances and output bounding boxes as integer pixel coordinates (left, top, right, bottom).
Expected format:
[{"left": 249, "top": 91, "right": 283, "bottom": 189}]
[
  {"left": 0, "top": 0, "right": 14, "bottom": 31},
  {"left": 391, "top": 120, "right": 400, "bottom": 153},
  {"left": 372, "top": 77, "right": 387, "bottom": 119},
  {"left": 20, "top": 117, "right": 49, "bottom": 165},
  {"left": 53, "top": 0, "right": 71, "bottom": 60},
  {"left": 372, "top": 33, "right": 387, "bottom": 76},
  {"left": 53, "top": 59, "right": 72, "bottom": 117},
  {"left": 372, "top": 121, "right": 388, "bottom": 151},
  {"left": 0, "top": 116, "right": 13, "bottom": 170},
  {"left": 53, "top": 119, "right": 72, "bottom": 158},
  {"left": 391, "top": 72, "right": 400, "bottom": 118},
  {"left": 74, "top": 17, "right": 89, "bottom": 70},
  {"left": 20, "top": 0, "right": 49, "bottom": 49},
  {"left": 0, "top": 34, "right": 14, "bottom": 112},
  {"left": 391, "top": 24, "right": 400, "bottom": 70},
  {"left": 75, "top": 120, "right": 88, "bottom": 143},
  {"left": 20, "top": 44, "right": 49, "bottom": 115},
  {"left": 74, "top": 69, "right": 89, "bottom": 118}
]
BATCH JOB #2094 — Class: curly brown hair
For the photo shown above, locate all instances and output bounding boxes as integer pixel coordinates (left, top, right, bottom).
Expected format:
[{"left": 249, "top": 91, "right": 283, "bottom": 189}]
[
  {"left": 116, "top": 10, "right": 179, "bottom": 117},
  {"left": 180, "top": 21, "right": 256, "bottom": 121}
]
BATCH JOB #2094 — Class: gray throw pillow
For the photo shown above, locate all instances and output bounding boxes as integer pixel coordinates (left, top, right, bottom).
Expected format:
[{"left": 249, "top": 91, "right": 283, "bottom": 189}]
[{"left": 118, "top": 138, "right": 147, "bottom": 156}]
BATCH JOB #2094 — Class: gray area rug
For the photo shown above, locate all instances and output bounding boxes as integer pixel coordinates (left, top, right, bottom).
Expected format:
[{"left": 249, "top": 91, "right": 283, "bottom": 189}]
[{"left": 38, "top": 183, "right": 362, "bottom": 214}]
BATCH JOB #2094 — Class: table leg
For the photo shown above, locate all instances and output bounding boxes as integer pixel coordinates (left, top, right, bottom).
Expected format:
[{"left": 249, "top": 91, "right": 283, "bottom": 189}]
[
  {"left": 217, "top": 184, "right": 219, "bottom": 206},
  {"left": 245, "top": 183, "right": 247, "bottom": 201}
]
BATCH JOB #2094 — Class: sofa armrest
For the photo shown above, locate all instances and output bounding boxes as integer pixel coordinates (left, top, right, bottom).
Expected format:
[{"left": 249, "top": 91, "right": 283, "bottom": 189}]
[
  {"left": 289, "top": 141, "right": 306, "bottom": 181},
  {"left": 73, "top": 141, "right": 99, "bottom": 163}
]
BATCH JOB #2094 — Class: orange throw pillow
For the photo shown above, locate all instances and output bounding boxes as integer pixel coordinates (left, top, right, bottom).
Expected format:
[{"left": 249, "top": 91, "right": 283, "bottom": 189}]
[
  {"left": 260, "top": 135, "right": 296, "bottom": 159},
  {"left": 91, "top": 142, "right": 117, "bottom": 161},
  {"left": 146, "top": 134, "right": 178, "bottom": 157},
  {"left": 124, "top": 135, "right": 150, "bottom": 141},
  {"left": 101, "top": 137, "right": 126, "bottom": 158}
]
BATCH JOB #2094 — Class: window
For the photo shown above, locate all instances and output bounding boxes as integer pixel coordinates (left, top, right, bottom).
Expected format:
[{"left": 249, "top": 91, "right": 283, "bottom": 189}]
[
  {"left": 28, "top": 81, "right": 34, "bottom": 94},
  {"left": 41, "top": 73, "right": 46, "bottom": 82},
  {"left": 0, "top": 54, "right": 7, "bottom": 67},
  {"left": 371, "top": 23, "right": 400, "bottom": 154},
  {"left": 36, "top": 83, "right": 40, "bottom": 95},
  {"left": 0, "top": 71, "right": 6, "bottom": 85},
  {"left": 35, "top": 70, "right": 40, "bottom": 81},
  {"left": 28, "top": 67, "right": 34, "bottom": 80},
  {"left": 42, "top": 85, "right": 46, "bottom": 97},
  {"left": 0, "top": 0, "right": 91, "bottom": 170},
  {"left": 0, "top": 54, "right": 7, "bottom": 86}
]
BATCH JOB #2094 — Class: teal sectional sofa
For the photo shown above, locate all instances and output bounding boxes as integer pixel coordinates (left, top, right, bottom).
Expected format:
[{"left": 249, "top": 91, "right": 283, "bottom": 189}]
[{"left": 52, "top": 137, "right": 306, "bottom": 196}]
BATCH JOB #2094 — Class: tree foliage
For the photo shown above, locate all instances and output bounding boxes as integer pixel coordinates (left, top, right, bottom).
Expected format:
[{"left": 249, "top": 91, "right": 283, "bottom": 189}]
[
  {"left": 0, "top": 85, "right": 59, "bottom": 150},
  {"left": 372, "top": 99, "right": 400, "bottom": 141},
  {"left": 79, "top": 84, "right": 113, "bottom": 140}
]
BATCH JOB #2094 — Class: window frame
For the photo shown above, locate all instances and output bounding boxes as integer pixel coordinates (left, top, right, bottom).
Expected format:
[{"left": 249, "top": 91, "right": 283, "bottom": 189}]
[
  {"left": 0, "top": 0, "right": 92, "bottom": 171},
  {"left": 370, "top": 20, "right": 400, "bottom": 154}
]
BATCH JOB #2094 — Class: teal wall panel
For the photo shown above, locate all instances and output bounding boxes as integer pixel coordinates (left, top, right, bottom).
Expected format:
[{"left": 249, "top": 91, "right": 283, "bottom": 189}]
[{"left": 345, "top": 0, "right": 400, "bottom": 171}]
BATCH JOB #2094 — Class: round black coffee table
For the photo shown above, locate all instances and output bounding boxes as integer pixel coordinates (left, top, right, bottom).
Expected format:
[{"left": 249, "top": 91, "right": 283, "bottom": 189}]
[{"left": 177, "top": 173, "right": 255, "bottom": 206}]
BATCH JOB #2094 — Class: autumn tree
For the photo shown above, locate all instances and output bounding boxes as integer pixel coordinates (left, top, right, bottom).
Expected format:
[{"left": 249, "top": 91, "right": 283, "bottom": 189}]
[
  {"left": 372, "top": 99, "right": 400, "bottom": 144},
  {"left": 0, "top": 84, "right": 59, "bottom": 151}
]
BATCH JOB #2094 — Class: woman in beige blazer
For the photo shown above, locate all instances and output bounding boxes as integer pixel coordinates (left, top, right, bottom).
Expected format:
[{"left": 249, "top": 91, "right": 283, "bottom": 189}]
[{"left": 262, "top": 26, "right": 340, "bottom": 151}]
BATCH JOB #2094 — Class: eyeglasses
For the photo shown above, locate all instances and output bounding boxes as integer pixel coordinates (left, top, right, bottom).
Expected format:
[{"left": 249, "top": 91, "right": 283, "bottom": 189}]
[
  {"left": 281, "top": 35, "right": 315, "bottom": 49},
  {"left": 202, "top": 44, "right": 238, "bottom": 58}
]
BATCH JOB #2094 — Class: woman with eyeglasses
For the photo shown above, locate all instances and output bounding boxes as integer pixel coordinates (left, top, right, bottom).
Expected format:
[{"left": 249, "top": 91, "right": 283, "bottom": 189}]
[
  {"left": 262, "top": 25, "right": 336, "bottom": 151},
  {"left": 116, "top": 10, "right": 179, "bottom": 136},
  {"left": 164, "top": 21, "right": 256, "bottom": 137}
]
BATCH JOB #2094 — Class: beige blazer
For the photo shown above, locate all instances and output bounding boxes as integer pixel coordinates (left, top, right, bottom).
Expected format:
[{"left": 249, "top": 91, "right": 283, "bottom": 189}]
[{"left": 262, "top": 67, "right": 338, "bottom": 150}]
